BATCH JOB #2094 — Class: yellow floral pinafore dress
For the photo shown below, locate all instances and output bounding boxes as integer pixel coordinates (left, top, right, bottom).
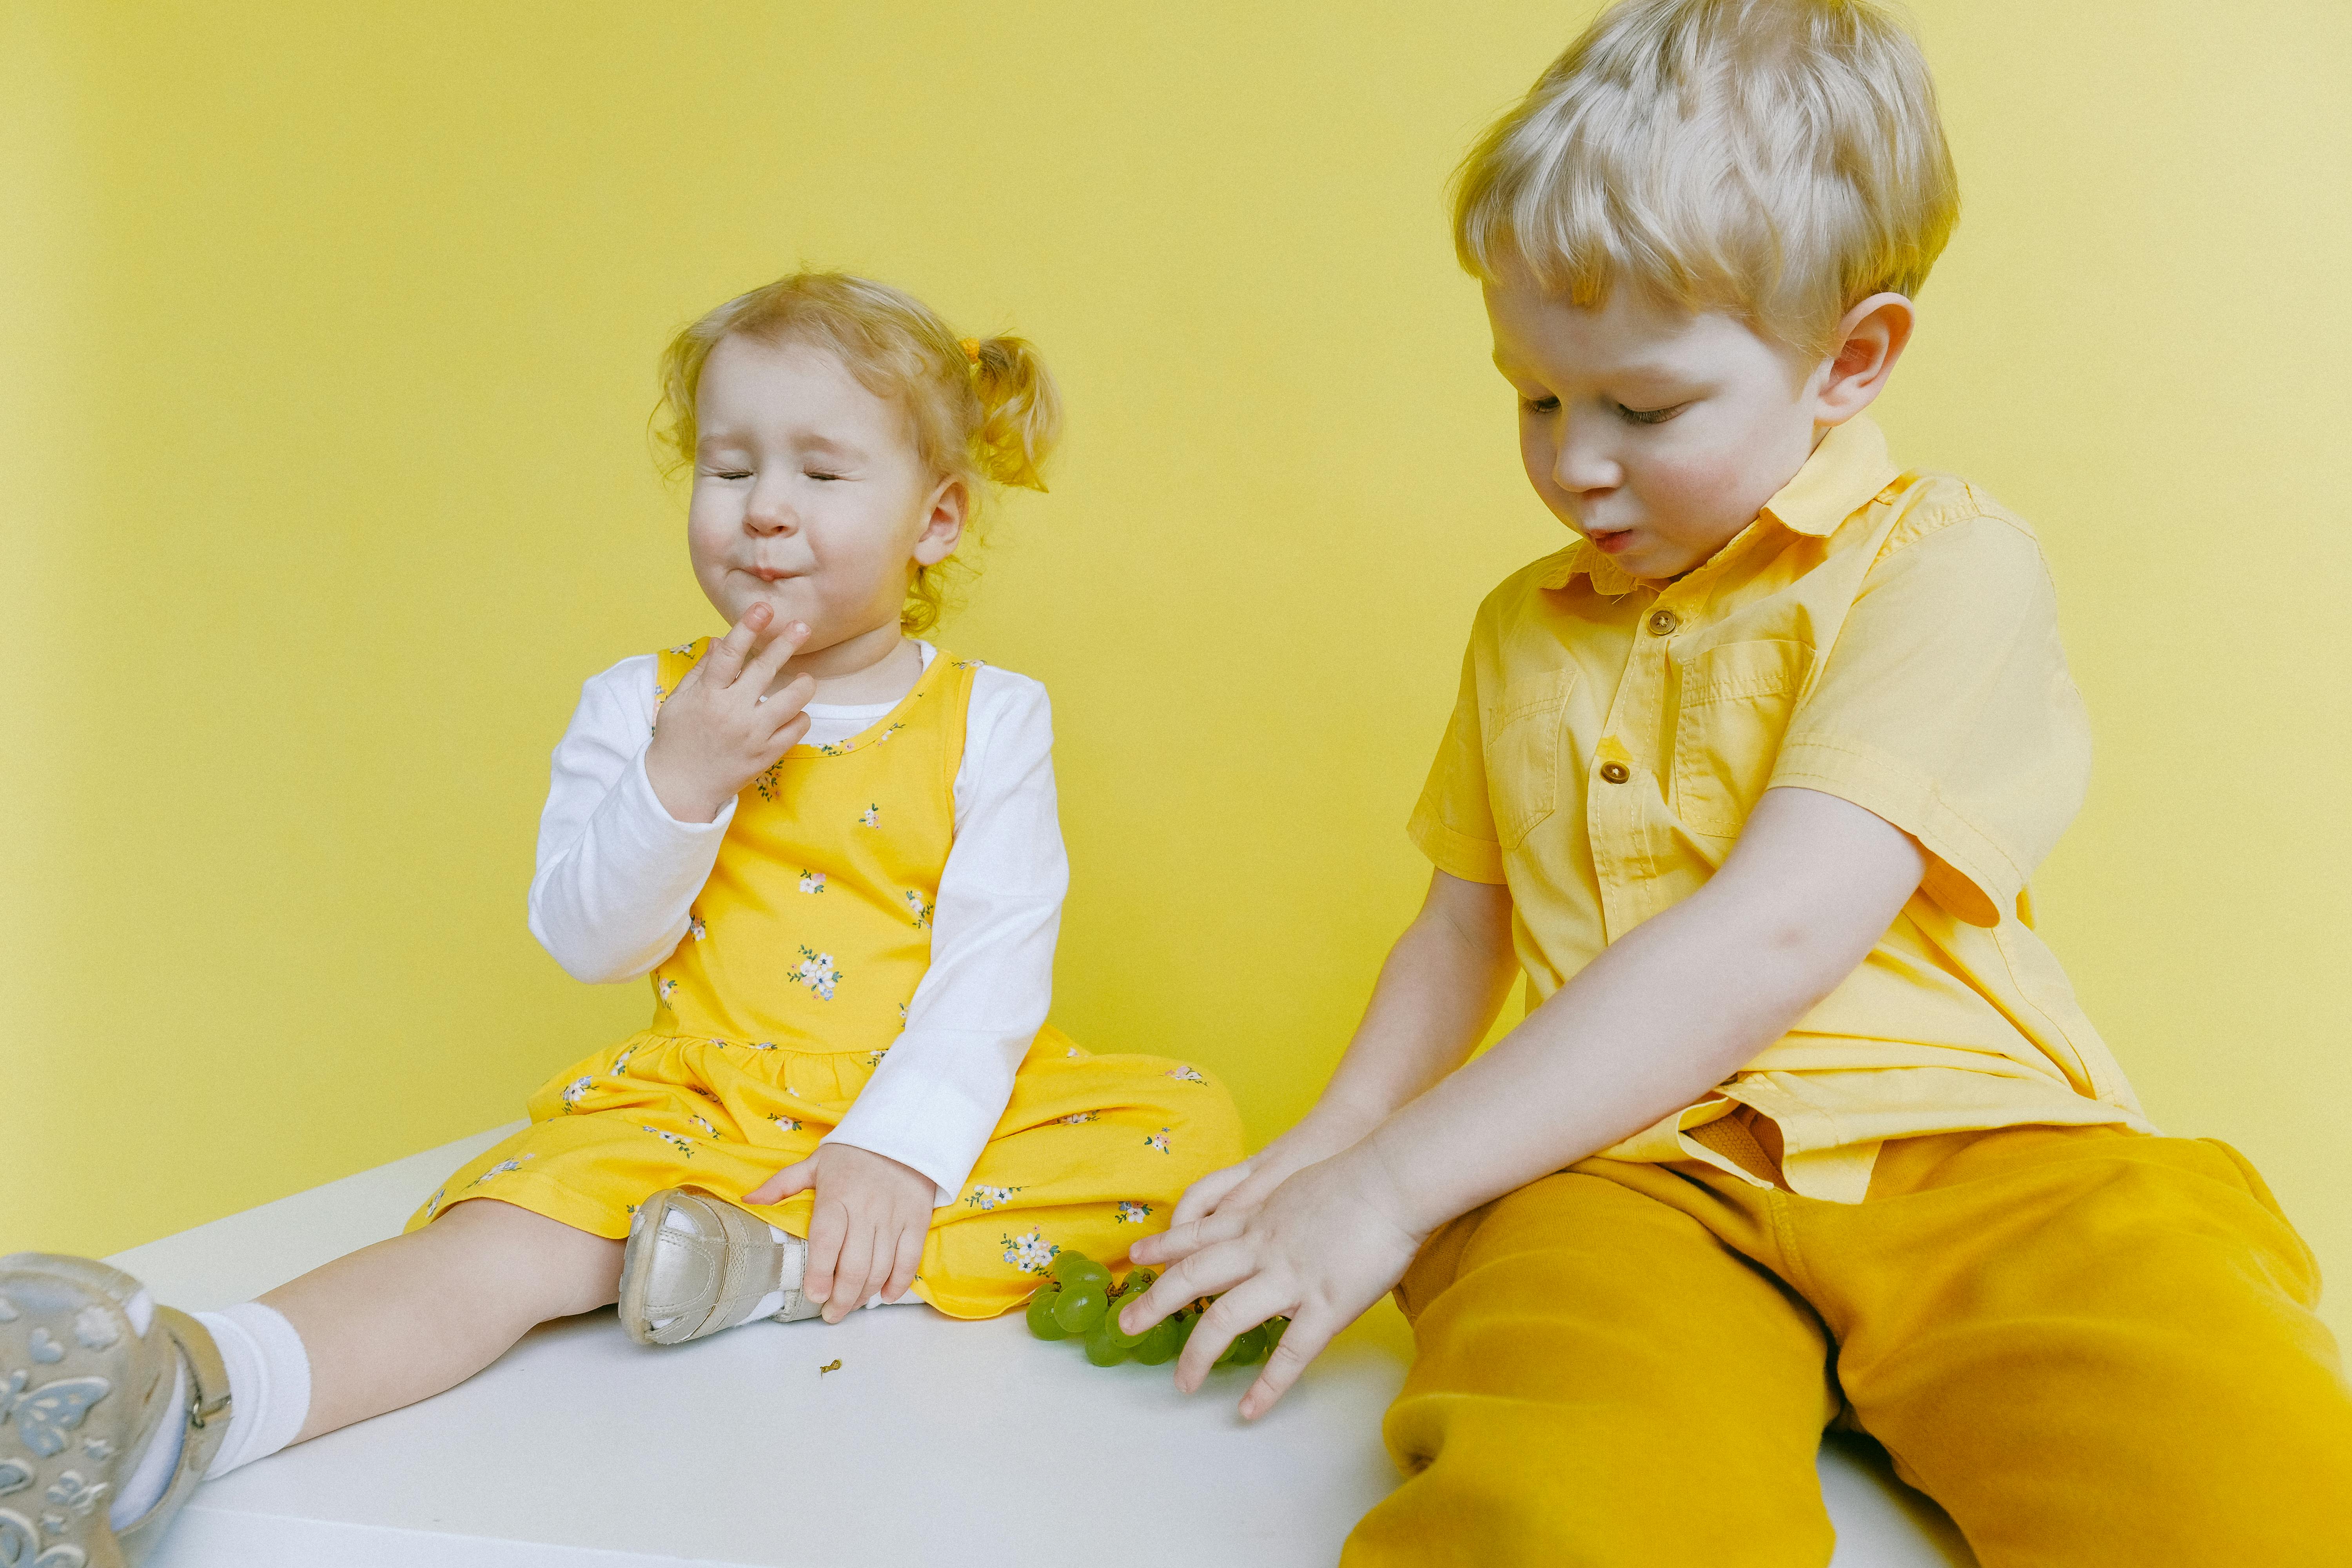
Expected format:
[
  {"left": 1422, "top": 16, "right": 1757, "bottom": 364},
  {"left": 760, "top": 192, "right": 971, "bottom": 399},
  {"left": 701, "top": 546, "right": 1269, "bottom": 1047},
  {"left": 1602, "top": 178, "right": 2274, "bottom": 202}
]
[{"left": 409, "top": 642, "right": 1245, "bottom": 1317}]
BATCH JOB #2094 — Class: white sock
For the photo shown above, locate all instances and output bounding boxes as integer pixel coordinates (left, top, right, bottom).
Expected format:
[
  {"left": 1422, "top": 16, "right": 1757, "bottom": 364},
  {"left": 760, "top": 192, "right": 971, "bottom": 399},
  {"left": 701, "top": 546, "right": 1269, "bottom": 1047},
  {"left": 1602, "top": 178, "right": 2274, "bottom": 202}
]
[
  {"left": 733, "top": 1224, "right": 808, "bottom": 1326},
  {"left": 191, "top": 1303, "right": 312, "bottom": 1479}
]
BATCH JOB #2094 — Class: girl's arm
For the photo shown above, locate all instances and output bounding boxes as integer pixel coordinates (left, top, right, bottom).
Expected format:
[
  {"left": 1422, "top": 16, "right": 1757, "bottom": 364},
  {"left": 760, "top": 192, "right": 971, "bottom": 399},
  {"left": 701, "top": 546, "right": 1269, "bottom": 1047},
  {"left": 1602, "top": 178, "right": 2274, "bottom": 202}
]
[
  {"left": 1125, "top": 785, "right": 1928, "bottom": 1417},
  {"left": 526, "top": 657, "right": 733, "bottom": 982},
  {"left": 1166, "top": 869, "right": 1520, "bottom": 1228},
  {"left": 821, "top": 668, "right": 1065, "bottom": 1207}
]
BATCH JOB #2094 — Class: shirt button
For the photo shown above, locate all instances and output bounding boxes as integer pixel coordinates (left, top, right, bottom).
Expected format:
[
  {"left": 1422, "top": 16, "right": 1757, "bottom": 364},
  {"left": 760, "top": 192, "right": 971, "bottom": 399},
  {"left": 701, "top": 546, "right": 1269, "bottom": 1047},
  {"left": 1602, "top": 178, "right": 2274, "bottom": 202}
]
[
  {"left": 1599, "top": 761, "right": 1632, "bottom": 784},
  {"left": 1648, "top": 609, "right": 1680, "bottom": 636}
]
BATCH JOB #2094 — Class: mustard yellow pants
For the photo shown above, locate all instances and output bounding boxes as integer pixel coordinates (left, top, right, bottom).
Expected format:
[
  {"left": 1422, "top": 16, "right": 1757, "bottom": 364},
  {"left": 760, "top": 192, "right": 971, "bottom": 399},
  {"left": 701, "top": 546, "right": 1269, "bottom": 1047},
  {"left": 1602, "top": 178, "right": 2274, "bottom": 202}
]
[{"left": 1346, "top": 1125, "right": 2352, "bottom": 1566}]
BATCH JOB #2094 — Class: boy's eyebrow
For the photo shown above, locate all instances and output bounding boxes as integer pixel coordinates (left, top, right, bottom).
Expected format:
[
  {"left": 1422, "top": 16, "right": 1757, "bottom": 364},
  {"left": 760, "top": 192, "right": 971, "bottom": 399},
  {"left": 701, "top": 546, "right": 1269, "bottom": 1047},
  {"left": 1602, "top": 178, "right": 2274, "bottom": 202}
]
[{"left": 696, "top": 429, "right": 865, "bottom": 457}]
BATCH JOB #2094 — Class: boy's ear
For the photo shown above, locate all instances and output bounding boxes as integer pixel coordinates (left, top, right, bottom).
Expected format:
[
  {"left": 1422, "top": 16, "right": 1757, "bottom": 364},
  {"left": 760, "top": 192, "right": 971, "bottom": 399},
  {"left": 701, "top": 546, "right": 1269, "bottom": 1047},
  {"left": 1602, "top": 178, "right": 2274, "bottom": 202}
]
[
  {"left": 1813, "top": 292, "right": 1916, "bottom": 426},
  {"left": 911, "top": 476, "right": 969, "bottom": 566}
]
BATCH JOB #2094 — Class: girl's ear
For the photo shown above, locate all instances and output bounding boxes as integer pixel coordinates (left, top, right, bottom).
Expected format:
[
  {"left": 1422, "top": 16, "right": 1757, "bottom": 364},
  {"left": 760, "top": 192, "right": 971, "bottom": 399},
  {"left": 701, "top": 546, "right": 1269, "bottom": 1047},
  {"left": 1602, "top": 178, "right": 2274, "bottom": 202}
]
[{"left": 911, "top": 475, "right": 969, "bottom": 567}]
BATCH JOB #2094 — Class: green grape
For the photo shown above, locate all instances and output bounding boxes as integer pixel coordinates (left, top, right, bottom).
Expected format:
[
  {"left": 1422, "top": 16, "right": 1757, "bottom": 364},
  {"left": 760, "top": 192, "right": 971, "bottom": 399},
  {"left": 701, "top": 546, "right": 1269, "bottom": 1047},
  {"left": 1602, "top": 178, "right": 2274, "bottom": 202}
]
[
  {"left": 1050, "top": 1252, "right": 1111, "bottom": 1291},
  {"left": 1082, "top": 1313, "right": 1132, "bottom": 1367},
  {"left": 1263, "top": 1316, "right": 1289, "bottom": 1354},
  {"left": 1052, "top": 1283, "right": 1108, "bottom": 1334},
  {"left": 1133, "top": 1316, "right": 1184, "bottom": 1365},
  {"left": 1024, "top": 1283, "right": 1071, "bottom": 1341},
  {"left": 1115, "top": 1266, "right": 1158, "bottom": 1299},
  {"left": 1217, "top": 1324, "right": 1269, "bottom": 1368},
  {"left": 1171, "top": 1309, "right": 1199, "bottom": 1350},
  {"left": 1105, "top": 1298, "right": 1151, "bottom": 1350}
]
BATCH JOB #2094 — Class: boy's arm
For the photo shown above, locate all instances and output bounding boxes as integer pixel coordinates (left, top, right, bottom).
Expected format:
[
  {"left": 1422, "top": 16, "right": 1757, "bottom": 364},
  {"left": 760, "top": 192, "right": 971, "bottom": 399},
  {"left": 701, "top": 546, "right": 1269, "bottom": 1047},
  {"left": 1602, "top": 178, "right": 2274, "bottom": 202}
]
[
  {"left": 1126, "top": 785, "right": 1927, "bottom": 1417},
  {"left": 1167, "top": 869, "right": 1519, "bottom": 1228}
]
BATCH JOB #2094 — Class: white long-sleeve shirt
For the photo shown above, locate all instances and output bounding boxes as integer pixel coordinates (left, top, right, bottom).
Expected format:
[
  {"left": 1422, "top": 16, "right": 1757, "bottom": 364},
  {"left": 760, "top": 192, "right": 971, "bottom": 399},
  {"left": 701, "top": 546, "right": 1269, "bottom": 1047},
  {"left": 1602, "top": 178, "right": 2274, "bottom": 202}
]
[{"left": 526, "top": 641, "right": 1065, "bottom": 1207}]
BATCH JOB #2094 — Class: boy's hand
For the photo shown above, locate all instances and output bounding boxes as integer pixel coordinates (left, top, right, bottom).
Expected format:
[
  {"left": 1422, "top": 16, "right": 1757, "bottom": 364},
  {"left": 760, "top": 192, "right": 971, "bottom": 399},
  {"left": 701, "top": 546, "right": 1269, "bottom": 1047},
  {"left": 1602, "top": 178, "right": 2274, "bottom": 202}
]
[
  {"left": 644, "top": 602, "right": 816, "bottom": 823},
  {"left": 1115, "top": 1143, "right": 1425, "bottom": 1421},
  {"left": 745, "top": 1144, "right": 932, "bottom": 1322},
  {"left": 1147, "top": 1102, "right": 1383, "bottom": 1243}
]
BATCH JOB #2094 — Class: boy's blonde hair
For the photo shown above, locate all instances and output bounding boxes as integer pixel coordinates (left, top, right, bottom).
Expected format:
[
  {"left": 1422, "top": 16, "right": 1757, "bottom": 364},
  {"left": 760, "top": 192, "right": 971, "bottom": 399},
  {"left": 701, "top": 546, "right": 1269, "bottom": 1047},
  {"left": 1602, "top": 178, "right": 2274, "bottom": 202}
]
[
  {"left": 654, "top": 272, "right": 1062, "bottom": 634},
  {"left": 1453, "top": 0, "right": 1959, "bottom": 359}
]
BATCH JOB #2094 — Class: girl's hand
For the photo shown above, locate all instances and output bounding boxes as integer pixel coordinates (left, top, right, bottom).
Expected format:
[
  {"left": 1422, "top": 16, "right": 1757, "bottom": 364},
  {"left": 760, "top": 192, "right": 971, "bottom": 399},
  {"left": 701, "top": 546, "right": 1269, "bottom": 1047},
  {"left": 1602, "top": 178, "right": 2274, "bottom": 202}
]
[
  {"left": 644, "top": 603, "right": 816, "bottom": 824},
  {"left": 1136, "top": 1100, "right": 1383, "bottom": 1256},
  {"left": 1114, "top": 1143, "right": 1426, "bottom": 1421},
  {"left": 745, "top": 1144, "right": 933, "bottom": 1323}
]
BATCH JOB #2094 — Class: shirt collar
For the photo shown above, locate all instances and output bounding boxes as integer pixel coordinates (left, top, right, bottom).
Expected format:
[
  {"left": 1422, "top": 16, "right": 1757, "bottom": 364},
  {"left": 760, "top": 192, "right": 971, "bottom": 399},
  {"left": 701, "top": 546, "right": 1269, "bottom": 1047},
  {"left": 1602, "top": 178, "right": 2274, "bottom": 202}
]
[{"left": 1538, "top": 416, "right": 1901, "bottom": 596}]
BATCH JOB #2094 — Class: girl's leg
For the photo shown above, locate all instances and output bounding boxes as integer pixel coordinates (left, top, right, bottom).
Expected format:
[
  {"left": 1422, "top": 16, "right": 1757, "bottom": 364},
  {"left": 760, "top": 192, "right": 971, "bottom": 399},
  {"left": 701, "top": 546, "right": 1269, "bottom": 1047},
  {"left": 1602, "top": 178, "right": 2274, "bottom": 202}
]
[{"left": 263, "top": 1196, "right": 622, "bottom": 1443}]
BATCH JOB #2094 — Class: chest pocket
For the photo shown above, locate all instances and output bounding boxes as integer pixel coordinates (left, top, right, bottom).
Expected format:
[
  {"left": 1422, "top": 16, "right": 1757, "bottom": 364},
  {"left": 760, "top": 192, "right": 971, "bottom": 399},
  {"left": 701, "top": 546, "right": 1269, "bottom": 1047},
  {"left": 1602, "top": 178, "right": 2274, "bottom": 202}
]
[
  {"left": 1483, "top": 667, "right": 1577, "bottom": 851},
  {"left": 1671, "top": 639, "right": 1811, "bottom": 838}
]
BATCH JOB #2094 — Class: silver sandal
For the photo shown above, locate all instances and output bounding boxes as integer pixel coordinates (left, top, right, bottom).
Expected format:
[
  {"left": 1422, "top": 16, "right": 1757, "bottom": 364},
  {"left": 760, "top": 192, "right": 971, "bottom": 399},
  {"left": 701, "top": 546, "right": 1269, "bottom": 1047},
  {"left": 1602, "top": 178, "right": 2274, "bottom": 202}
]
[
  {"left": 0, "top": 1254, "right": 230, "bottom": 1568},
  {"left": 617, "top": 1191, "right": 819, "bottom": 1346}
]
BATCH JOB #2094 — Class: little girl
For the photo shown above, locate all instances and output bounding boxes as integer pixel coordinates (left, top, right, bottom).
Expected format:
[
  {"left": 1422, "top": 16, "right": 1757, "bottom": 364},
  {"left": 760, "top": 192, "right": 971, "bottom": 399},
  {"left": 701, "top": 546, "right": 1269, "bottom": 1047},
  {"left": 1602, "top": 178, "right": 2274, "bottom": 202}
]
[{"left": 0, "top": 271, "right": 1243, "bottom": 1566}]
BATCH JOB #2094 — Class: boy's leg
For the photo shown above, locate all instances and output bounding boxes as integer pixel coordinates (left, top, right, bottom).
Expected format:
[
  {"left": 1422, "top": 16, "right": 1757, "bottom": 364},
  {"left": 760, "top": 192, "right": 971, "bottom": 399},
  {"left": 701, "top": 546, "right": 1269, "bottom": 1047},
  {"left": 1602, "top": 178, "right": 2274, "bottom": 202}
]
[
  {"left": 265, "top": 1196, "right": 623, "bottom": 1442},
  {"left": 1344, "top": 1167, "right": 1840, "bottom": 1568},
  {"left": 1822, "top": 1127, "right": 2352, "bottom": 1566}
]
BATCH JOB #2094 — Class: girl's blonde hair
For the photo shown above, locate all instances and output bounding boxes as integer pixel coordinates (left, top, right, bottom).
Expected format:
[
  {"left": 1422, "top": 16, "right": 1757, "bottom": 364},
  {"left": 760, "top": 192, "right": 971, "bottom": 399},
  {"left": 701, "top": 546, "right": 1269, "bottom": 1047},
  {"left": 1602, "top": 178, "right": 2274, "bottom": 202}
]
[
  {"left": 1452, "top": 0, "right": 1959, "bottom": 361},
  {"left": 654, "top": 272, "right": 1062, "bottom": 634}
]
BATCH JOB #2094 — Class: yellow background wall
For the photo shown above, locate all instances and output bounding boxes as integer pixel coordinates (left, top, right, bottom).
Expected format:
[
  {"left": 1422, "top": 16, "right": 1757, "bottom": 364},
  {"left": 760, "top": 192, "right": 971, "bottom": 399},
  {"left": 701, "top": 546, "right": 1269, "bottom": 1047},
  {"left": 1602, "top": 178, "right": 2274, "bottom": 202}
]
[{"left": 7, "top": 3, "right": 2348, "bottom": 1341}]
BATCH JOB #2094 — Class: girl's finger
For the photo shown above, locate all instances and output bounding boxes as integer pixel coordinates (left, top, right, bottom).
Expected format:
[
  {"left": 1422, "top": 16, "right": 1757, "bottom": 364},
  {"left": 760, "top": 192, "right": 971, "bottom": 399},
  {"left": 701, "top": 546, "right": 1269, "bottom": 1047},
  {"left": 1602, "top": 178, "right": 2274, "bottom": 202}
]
[
  {"left": 803, "top": 1200, "right": 847, "bottom": 1307},
  {"left": 884, "top": 1226, "right": 924, "bottom": 1303},
  {"left": 760, "top": 673, "right": 818, "bottom": 736},
  {"left": 1172, "top": 1274, "right": 1293, "bottom": 1394},
  {"left": 1170, "top": 1160, "right": 1254, "bottom": 1229},
  {"left": 1239, "top": 1307, "right": 1337, "bottom": 1420},
  {"left": 701, "top": 604, "right": 771, "bottom": 688},
  {"left": 828, "top": 1222, "right": 877, "bottom": 1323},
  {"left": 739, "top": 619, "right": 808, "bottom": 694}
]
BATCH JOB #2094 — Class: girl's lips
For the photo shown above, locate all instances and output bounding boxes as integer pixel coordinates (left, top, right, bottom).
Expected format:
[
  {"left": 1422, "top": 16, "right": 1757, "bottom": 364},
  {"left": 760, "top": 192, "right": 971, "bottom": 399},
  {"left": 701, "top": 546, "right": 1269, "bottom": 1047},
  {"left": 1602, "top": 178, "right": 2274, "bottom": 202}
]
[{"left": 1588, "top": 529, "right": 1633, "bottom": 555}]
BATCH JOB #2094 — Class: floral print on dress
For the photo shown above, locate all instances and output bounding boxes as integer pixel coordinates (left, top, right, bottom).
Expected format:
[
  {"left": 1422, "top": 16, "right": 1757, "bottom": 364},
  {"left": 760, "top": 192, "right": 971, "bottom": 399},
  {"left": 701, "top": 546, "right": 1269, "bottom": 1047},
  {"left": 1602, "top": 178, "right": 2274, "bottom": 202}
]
[
  {"left": 964, "top": 1183, "right": 1022, "bottom": 1212},
  {"left": 771, "top": 1114, "right": 804, "bottom": 1134},
  {"left": 815, "top": 740, "right": 853, "bottom": 757},
  {"left": 799, "top": 871, "right": 828, "bottom": 894},
  {"left": 1002, "top": 1227, "right": 1060, "bottom": 1276},
  {"left": 873, "top": 722, "right": 905, "bottom": 746},
  {"left": 656, "top": 976, "right": 679, "bottom": 1007},
  {"left": 858, "top": 804, "right": 881, "bottom": 828},
  {"left": 466, "top": 1152, "right": 536, "bottom": 1189},
  {"left": 746, "top": 1040, "right": 780, "bottom": 1052},
  {"left": 1144, "top": 1129, "right": 1172, "bottom": 1155},
  {"left": 903, "top": 890, "right": 934, "bottom": 929},
  {"left": 753, "top": 765, "right": 786, "bottom": 803},
  {"left": 1164, "top": 1065, "right": 1207, "bottom": 1084},
  {"left": 668, "top": 640, "right": 699, "bottom": 656},
  {"left": 612, "top": 1045, "right": 639, "bottom": 1078},
  {"left": 795, "top": 946, "right": 842, "bottom": 1001},
  {"left": 559, "top": 1075, "right": 595, "bottom": 1111},
  {"left": 1113, "top": 1201, "right": 1153, "bottom": 1225},
  {"left": 643, "top": 1125, "right": 695, "bottom": 1159},
  {"left": 688, "top": 916, "right": 708, "bottom": 942},
  {"left": 687, "top": 1113, "right": 719, "bottom": 1140},
  {"left": 1057, "top": 1110, "right": 1099, "bottom": 1125},
  {"left": 423, "top": 1186, "right": 446, "bottom": 1220}
]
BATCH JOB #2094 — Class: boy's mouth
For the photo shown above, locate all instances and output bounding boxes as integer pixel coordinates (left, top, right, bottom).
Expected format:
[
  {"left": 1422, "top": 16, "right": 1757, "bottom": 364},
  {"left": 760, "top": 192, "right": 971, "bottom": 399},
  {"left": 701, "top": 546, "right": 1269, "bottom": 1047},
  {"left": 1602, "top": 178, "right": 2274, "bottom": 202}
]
[{"left": 1586, "top": 529, "right": 1634, "bottom": 555}]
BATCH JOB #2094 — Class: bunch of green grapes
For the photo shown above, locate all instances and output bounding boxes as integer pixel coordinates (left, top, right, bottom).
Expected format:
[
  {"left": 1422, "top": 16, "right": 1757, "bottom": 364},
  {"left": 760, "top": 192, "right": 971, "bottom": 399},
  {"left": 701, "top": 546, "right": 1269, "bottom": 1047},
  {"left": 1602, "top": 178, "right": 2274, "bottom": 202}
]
[{"left": 1022, "top": 1251, "right": 1287, "bottom": 1370}]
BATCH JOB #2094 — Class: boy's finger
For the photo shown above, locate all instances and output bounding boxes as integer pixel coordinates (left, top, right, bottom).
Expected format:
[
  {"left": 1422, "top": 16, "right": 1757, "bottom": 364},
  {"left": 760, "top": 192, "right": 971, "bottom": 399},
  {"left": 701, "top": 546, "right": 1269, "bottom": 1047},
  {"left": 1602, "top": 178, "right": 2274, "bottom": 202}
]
[
  {"left": 1129, "top": 1210, "right": 1243, "bottom": 1272},
  {"left": 760, "top": 674, "right": 818, "bottom": 736},
  {"left": 740, "top": 619, "right": 808, "bottom": 693},
  {"left": 883, "top": 1227, "right": 924, "bottom": 1303},
  {"left": 1120, "top": 1234, "right": 1252, "bottom": 1338},
  {"left": 1170, "top": 1161, "right": 1252, "bottom": 1229},
  {"left": 1173, "top": 1273, "right": 1288, "bottom": 1395},
  {"left": 1239, "top": 1310, "right": 1330, "bottom": 1421}
]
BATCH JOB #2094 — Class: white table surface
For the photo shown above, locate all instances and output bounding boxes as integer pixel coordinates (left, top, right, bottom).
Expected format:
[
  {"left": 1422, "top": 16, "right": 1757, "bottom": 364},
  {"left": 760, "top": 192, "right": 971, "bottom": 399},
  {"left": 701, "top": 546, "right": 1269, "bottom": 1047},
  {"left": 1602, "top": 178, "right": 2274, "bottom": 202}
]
[{"left": 109, "top": 1127, "right": 1977, "bottom": 1567}]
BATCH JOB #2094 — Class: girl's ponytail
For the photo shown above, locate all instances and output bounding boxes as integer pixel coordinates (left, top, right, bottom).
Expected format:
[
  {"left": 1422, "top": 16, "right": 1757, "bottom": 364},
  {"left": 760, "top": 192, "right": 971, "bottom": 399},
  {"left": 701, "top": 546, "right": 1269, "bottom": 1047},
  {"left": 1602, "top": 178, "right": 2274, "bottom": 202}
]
[{"left": 966, "top": 336, "right": 1062, "bottom": 493}]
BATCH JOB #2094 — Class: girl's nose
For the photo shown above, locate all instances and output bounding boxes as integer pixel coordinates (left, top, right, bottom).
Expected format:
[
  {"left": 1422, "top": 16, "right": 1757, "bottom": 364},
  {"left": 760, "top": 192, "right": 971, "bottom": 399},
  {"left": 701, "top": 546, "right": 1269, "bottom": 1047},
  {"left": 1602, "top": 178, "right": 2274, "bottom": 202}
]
[{"left": 744, "top": 482, "right": 797, "bottom": 535}]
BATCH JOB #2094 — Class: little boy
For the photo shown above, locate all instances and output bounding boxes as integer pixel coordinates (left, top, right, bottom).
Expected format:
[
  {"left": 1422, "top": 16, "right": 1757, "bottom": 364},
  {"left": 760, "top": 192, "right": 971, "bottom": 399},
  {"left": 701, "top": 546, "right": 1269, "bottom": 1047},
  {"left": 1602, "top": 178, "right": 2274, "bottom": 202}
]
[{"left": 1121, "top": 0, "right": 2352, "bottom": 1560}]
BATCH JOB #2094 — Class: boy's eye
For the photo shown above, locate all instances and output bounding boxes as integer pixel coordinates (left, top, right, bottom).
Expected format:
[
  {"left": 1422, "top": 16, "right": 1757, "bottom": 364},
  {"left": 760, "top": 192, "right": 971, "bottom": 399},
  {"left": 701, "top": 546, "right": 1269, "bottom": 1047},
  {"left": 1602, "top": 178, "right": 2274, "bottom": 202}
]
[
  {"left": 1519, "top": 396, "right": 1560, "bottom": 414},
  {"left": 707, "top": 468, "right": 752, "bottom": 481},
  {"left": 1615, "top": 402, "right": 1686, "bottom": 426},
  {"left": 805, "top": 470, "right": 843, "bottom": 483}
]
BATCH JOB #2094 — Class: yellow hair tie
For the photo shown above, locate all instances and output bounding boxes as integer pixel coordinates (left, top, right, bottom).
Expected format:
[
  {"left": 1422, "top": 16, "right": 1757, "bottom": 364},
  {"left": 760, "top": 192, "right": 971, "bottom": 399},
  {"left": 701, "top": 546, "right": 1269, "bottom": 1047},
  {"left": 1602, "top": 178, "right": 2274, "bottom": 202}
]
[{"left": 959, "top": 337, "right": 982, "bottom": 365}]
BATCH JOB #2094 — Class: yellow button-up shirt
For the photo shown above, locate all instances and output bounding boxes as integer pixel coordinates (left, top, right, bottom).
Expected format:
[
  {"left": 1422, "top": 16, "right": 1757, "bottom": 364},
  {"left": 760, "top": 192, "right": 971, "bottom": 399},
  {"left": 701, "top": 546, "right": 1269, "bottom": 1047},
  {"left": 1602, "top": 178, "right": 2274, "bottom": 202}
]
[{"left": 1409, "top": 417, "right": 2153, "bottom": 1202}]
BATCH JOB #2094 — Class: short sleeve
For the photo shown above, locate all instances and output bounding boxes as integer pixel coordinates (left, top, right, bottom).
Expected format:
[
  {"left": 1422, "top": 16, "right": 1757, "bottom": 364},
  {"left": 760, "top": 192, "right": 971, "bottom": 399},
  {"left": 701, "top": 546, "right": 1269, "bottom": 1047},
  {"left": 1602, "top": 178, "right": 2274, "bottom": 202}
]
[
  {"left": 1768, "top": 511, "right": 2091, "bottom": 927},
  {"left": 1408, "top": 639, "right": 1509, "bottom": 884}
]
